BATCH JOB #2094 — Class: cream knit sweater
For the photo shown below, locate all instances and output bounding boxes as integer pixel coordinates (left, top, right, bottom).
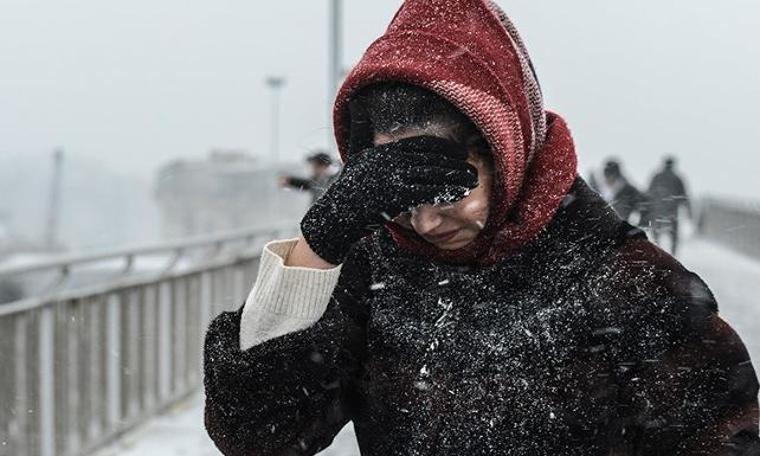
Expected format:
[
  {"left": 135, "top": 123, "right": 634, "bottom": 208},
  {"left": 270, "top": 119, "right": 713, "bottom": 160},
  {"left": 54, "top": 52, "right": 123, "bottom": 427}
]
[{"left": 239, "top": 239, "right": 343, "bottom": 350}]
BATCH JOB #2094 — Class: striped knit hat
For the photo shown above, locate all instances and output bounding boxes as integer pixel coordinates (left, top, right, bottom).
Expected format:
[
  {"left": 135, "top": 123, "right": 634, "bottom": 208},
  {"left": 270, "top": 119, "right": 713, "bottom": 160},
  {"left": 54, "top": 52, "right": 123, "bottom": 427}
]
[{"left": 333, "top": 0, "right": 578, "bottom": 265}]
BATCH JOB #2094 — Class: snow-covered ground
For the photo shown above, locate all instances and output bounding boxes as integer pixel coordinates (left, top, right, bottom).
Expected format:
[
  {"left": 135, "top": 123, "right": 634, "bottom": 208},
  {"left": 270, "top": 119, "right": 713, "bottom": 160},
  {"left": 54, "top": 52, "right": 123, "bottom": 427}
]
[{"left": 94, "top": 236, "right": 760, "bottom": 456}]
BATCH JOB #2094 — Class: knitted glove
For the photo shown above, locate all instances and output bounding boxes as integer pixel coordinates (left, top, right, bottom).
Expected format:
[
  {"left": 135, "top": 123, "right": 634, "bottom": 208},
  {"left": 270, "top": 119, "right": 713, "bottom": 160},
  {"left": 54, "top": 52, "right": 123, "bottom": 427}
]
[{"left": 301, "top": 136, "right": 478, "bottom": 264}]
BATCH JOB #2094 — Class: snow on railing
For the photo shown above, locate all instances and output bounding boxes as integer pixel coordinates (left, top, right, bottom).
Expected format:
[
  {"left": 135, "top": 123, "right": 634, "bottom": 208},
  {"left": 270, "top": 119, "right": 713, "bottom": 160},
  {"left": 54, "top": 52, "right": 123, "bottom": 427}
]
[
  {"left": 698, "top": 196, "right": 760, "bottom": 260},
  {"left": 0, "top": 224, "right": 296, "bottom": 456}
]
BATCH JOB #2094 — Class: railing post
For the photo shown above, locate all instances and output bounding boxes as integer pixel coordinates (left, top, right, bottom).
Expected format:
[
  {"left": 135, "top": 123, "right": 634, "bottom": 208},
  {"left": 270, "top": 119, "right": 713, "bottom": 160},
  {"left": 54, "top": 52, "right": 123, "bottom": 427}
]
[
  {"left": 106, "top": 294, "right": 121, "bottom": 427},
  {"left": 97, "top": 295, "right": 109, "bottom": 438},
  {"left": 199, "top": 271, "right": 212, "bottom": 367},
  {"left": 0, "top": 316, "right": 13, "bottom": 453},
  {"left": 158, "top": 281, "right": 172, "bottom": 400},
  {"left": 141, "top": 286, "right": 157, "bottom": 412},
  {"left": 66, "top": 301, "right": 82, "bottom": 454},
  {"left": 10, "top": 315, "right": 26, "bottom": 454},
  {"left": 87, "top": 297, "right": 103, "bottom": 441},
  {"left": 233, "top": 265, "right": 245, "bottom": 311},
  {"left": 38, "top": 305, "right": 55, "bottom": 456},
  {"left": 125, "top": 289, "right": 141, "bottom": 419},
  {"left": 172, "top": 278, "right": 187, "bottom": 393},
  {"left": 185, "top": 274, "right": 200, "bottom": 386}
]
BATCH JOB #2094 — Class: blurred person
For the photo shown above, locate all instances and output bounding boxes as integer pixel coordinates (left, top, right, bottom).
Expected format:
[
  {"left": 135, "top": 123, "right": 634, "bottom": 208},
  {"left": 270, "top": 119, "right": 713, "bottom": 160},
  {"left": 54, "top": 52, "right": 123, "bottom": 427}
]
[
  {"left": 648, "top": 156, "right": 692, "bottom": 255},
  {"left": 278, "top": 151, "right": 338, "bottom": 203},
  {"left": 203, "top": 1, "right": 759, "bottom": 454},
  {"left": 602, "top": 159, "right": 649, "bottom": 223}
]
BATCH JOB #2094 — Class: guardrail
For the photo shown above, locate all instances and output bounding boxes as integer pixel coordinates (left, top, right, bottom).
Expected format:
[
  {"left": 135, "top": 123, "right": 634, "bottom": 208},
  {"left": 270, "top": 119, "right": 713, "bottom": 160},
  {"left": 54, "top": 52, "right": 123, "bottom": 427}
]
[
  {"left": 698, "top": 197, "right": 760, "bottom": 260},
  {"left": 0, "top": 225, "right": 295, "bottom": 456}
]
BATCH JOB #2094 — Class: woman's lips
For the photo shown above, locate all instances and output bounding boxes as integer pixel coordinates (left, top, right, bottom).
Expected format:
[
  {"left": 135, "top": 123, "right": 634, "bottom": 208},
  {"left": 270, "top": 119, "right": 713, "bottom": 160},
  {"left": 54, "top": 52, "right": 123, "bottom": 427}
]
[{"left": 423, "top": 229, "right": 460, "bottom": 244}]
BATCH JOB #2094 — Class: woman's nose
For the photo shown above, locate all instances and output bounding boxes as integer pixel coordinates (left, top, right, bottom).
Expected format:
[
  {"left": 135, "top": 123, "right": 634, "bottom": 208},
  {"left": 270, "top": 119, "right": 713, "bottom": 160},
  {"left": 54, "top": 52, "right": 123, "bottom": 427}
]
[{"left": 410, "top": 205, "right": 443, "bottom": 235}]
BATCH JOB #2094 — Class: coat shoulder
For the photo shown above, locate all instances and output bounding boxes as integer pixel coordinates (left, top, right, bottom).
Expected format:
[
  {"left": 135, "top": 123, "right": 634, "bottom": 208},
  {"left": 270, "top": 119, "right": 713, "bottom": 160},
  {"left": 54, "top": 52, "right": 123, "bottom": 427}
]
[
  {"left": 585, "top": 236, "right": 719, "bottom": 358},
  {"left": 607, "top": 236, "right": 716, "bottom": 312}
]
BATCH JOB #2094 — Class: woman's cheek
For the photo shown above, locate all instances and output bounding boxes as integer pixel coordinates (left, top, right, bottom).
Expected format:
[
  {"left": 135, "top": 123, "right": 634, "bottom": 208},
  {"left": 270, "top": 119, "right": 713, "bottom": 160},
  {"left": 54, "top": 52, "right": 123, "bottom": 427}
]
[{"left": 457, "top": 195, "right": 489, "bottom": 229}]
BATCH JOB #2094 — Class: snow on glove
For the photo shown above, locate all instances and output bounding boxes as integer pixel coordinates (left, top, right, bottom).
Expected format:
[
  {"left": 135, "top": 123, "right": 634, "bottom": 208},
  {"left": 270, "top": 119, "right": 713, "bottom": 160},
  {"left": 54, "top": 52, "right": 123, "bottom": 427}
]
[{"left": 301, "top": 136, "right": 479, "bottom": 264}]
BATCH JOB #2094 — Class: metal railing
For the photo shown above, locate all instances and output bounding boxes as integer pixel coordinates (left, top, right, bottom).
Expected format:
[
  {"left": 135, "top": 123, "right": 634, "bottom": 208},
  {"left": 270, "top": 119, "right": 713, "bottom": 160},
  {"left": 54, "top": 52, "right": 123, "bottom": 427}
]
[
  {"left": 698, "top": 197, "right": 760, "bottom": 260},
  {"left": 0, "top": 224, "right": 296, "bottom": 456}
]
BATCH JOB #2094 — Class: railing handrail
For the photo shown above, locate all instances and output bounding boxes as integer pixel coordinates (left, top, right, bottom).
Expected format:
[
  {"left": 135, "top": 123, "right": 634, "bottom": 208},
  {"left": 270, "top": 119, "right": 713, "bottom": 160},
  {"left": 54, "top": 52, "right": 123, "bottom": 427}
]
[
  {"left": 0, "top": 249, "right": 262, "bottom": 318},
  {"left": 698, "top": 195, "right": 760, "bottom": 261},
  {"left": 0, "top": 223, "right": 291, "bottom": 277}
]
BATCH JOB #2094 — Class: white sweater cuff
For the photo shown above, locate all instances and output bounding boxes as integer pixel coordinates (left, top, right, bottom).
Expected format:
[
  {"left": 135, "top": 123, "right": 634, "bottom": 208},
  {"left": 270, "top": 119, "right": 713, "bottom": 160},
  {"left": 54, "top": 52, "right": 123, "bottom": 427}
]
[{"left": 239, "top": 238, "right": 343, "bottom": 350}]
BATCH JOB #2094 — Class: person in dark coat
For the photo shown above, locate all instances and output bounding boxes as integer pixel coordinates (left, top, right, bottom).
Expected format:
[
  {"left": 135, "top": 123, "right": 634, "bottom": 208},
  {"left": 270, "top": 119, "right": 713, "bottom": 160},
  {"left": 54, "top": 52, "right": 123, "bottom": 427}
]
[
  {"left": 203, "top": 1, "right": 759, "bottom": 455},
  {"left": 648, "top": 156, "right": 692, "bottom": 255},
  {"left": 602, "top": 160, "right": 649, "bottom": 223},
  {"left": 279, "top": 151, "right": 338, "bottom": 203}
]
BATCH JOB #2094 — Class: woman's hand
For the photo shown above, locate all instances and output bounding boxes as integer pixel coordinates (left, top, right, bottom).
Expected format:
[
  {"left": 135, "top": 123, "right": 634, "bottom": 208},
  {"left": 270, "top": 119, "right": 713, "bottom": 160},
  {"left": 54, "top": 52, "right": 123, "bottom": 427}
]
[{"left": 300, "top": 135, "right": 478, "bottom": 264}]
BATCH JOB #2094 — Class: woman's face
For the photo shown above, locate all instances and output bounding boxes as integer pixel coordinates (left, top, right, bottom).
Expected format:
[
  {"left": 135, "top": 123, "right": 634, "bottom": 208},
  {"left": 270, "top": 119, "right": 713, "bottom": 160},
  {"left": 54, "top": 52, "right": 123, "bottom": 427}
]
[{"left": 374, "top": 128, "right": 493, "bottom": 251}]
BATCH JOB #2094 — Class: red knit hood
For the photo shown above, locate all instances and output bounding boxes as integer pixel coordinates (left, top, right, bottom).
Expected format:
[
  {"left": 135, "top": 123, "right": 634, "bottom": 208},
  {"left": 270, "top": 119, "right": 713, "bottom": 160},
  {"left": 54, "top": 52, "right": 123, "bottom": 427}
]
[{"left": 333, "top": 0, "right": 578, "bottom": 266}]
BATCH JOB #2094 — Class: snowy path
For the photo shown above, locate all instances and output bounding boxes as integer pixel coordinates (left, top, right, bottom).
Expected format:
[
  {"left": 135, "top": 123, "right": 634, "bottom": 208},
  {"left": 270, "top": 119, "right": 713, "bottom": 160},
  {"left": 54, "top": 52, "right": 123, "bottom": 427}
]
[{"left": 94, "top": 237, "right": 759, "bottom": 456}]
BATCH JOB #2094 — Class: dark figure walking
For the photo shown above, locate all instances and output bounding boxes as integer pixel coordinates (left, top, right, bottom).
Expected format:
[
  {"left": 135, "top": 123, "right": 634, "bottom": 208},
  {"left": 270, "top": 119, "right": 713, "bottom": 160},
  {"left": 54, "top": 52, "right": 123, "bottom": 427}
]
[
  {"left": 279, "top": 151, "right": 338, "bottom": 203},
  {"left": 601, "top": 160, "right": 649, "bottom": 223},
  {"left": 204, "top": 1, "right": 759, "bottom": 454},
  {"left": 648, "top": 156, "right": 691, "bottom": 255}
]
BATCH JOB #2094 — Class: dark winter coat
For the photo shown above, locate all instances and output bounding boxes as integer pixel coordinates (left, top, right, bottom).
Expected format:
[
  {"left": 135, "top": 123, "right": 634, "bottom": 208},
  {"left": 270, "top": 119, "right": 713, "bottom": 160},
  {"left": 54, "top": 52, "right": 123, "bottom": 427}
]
[
  {"left": 648, "top": 169, "right": 690, "bottom": 219},
  {"left": 203, "top": 179, "right": 759, "bottom": 455}
]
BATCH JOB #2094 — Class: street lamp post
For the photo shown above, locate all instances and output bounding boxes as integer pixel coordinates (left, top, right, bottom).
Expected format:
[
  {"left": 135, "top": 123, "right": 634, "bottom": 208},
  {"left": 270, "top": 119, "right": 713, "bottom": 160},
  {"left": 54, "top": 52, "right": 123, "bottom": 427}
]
[
  {"left": 45, "top": 148, "right": 63, "bottom": 250},
  {"left": 265, "top": 76, "right": 286, "bottom": 163}
]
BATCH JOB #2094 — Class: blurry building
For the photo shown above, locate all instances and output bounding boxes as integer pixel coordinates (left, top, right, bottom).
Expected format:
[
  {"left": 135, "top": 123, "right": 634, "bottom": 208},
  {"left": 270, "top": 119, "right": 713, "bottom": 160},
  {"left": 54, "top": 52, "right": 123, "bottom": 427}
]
[{"left": 154, "top": 149, "right": 309, "bottom": 239}]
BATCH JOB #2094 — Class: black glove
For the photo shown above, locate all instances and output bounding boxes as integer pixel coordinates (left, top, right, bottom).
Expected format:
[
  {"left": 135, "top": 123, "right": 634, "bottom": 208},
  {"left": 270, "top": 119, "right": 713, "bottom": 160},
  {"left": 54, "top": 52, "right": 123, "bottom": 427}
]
[{"left": 300, "top": 135, "right": 478, "bottom": 264}]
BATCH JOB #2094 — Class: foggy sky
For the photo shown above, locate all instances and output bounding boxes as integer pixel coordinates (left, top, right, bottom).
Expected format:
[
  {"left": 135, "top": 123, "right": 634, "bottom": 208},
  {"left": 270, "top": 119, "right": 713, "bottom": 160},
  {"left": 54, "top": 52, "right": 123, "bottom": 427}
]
[{"left": 1, "top": 0, "right": 759, "bottom": 198}]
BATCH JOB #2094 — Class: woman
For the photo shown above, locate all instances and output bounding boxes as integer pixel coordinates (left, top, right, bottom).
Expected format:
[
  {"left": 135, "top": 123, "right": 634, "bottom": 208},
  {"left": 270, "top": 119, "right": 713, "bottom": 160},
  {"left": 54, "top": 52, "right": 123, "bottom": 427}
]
[{"left": 204, "top": 0, "right": 759, "bottom": 454}]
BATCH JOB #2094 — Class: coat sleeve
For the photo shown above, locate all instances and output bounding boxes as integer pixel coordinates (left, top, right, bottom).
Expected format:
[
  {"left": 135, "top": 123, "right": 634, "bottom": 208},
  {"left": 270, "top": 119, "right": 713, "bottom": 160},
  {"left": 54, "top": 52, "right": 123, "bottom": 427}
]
[
  {"left": 203, "top": 246, "right": 369, "bottom": 456},
  {"left": 588, "top": 238, "right": 759, "bottom": 455}
]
